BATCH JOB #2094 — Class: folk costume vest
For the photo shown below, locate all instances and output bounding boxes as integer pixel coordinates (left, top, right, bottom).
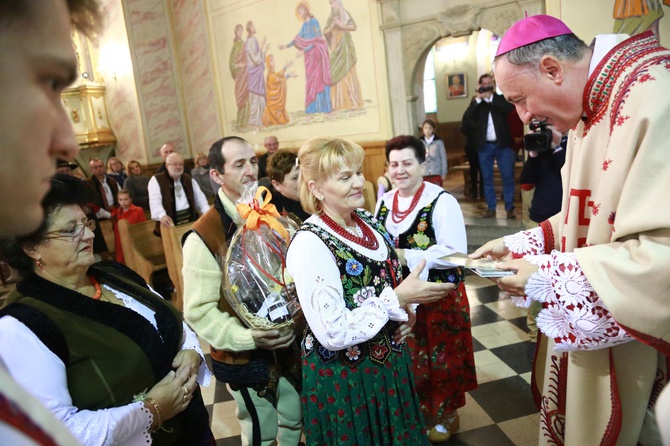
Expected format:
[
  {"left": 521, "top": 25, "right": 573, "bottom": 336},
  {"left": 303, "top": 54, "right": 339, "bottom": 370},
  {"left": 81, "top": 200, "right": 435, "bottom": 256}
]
[
  {"left": 0, "top": 262, "right": 211, "bottom": 445},
  {"left": 188, "top": 197, "right": 301, "bottom": 404},
  {"left": 154, "top": 171, "right": 197, "bottom": 234}
]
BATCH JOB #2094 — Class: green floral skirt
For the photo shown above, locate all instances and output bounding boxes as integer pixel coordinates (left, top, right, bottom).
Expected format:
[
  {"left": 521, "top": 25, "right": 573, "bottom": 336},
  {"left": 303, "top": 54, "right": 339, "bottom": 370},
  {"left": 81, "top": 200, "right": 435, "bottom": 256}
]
[{"left": 301, "top": 345, "right": 428, "bottom": 446}]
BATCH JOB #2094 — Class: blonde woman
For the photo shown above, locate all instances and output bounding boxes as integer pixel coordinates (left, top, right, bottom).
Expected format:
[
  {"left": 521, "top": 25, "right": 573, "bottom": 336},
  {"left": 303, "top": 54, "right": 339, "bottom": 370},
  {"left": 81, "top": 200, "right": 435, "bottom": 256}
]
[{"left": 286, "top": 137, "right": 454, "bottom": 445}]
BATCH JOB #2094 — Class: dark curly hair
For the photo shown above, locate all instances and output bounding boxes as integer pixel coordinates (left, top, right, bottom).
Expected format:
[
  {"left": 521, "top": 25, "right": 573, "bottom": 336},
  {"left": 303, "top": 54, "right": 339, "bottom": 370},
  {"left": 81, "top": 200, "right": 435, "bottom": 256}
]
[
  {"left": 0, "top": 174, "right": 89, "bottom": 278},
  {"left": 385, "top": 135, "right": 426, "bottom": 163}
]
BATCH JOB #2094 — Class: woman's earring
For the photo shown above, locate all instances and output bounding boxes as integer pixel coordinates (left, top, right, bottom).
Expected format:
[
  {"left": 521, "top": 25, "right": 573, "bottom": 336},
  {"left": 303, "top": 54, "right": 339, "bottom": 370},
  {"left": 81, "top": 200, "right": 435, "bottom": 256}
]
[{"left": 36, "top": 259, "right": 43, "bottom": 269}]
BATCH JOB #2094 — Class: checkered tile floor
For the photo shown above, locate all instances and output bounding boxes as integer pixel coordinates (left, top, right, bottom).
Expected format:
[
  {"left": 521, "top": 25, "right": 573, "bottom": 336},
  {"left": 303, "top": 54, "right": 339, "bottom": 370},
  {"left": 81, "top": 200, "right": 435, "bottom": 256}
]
[{"left": 199, "top": 274, "right": 540, "bottom": 446}]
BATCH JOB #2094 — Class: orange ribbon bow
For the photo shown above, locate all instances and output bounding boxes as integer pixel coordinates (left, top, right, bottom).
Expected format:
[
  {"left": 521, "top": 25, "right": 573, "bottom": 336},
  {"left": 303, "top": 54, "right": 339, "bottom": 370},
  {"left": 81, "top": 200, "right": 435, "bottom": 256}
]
[{"left": 236, "top": 186, "right": 289, "bottom": 242}]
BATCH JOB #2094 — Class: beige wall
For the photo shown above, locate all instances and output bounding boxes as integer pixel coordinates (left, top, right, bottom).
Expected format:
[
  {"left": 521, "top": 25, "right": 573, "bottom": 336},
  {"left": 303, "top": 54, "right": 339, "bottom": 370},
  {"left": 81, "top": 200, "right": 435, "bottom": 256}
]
[{"left": 80, "top": 0, "right": 670, "bottom": 165}]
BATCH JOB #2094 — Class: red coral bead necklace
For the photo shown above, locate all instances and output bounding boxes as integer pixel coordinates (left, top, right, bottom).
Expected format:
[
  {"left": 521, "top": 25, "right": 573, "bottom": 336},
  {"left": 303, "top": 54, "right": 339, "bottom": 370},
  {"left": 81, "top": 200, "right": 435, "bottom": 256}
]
[
  {"left": 391, "top": 182, "right": 425, "bottom": 223},
  {"left": 320, "top": 212, "right": 379, "bottom": 250},
  {"left": 87, "top": 275, "right": 102, "bottom": 300}
]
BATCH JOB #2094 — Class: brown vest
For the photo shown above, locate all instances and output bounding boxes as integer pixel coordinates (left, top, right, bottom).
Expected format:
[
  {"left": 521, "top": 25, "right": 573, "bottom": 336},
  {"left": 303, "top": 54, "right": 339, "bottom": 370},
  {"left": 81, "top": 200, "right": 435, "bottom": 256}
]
[
  {"left": 154, "top": 171, "right": 197, "bottom": 234},
  {"left": 189, "top": 204, "right": 249, "bottom": 364}
]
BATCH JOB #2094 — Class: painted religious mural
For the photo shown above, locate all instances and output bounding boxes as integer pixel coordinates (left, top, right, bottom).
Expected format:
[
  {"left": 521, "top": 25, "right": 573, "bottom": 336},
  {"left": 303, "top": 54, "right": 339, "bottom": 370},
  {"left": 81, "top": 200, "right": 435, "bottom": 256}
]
[
  {"left": 613, "top": 0, "right": 670, "bottom": 37},
  {"left": 208, "top": 0, "right": 387, "bottom": 146}
]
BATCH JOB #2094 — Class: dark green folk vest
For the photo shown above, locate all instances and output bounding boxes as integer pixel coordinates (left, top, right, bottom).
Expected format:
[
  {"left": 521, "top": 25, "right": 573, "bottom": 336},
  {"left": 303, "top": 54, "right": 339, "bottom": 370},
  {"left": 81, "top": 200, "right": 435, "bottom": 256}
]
[{"left": 0, "top": 261, "right": 212, "bottom": 445}]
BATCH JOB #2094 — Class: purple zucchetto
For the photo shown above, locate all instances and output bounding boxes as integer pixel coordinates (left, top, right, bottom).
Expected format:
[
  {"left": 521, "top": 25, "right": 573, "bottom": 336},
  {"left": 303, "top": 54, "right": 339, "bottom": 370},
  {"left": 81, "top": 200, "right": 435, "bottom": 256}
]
[{"left": 495, "top": 15, "right": 573, "bottom": 57}]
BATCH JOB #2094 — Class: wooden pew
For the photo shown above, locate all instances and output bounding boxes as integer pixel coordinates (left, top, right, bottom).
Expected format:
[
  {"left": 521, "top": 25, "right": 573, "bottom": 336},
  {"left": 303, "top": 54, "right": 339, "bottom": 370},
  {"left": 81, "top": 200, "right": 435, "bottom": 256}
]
[
  {"left": 160, "top": 222, "right": 195, "bottom": 312},
  {"left": 98, "top": 219, "right": 116, "bottom": 260},
  {"left": 117, "top": 219, "right": 167, "bottom": 287}
]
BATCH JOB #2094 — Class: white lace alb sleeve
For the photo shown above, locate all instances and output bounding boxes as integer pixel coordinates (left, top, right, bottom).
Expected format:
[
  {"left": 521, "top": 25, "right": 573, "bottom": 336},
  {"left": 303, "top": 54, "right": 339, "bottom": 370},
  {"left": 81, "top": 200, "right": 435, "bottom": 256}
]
[
  {"left": 0, "top": 317, "right": 153, "bottom": 446},
  {"left": 503, "top": 226, "right": 545, "bottom": 256},
  {"left": 286, "top": 230, "right": 407, "bottom": 351},
  {"left": 523, "top": 251, "right": 633, "bottom": 352}
]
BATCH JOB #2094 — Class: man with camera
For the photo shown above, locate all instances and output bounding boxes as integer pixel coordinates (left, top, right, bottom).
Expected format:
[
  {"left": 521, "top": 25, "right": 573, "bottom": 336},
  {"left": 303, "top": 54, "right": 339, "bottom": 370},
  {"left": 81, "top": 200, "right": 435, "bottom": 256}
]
[{"left": 461, "top": 73, "right": 517, "bottom": 218}]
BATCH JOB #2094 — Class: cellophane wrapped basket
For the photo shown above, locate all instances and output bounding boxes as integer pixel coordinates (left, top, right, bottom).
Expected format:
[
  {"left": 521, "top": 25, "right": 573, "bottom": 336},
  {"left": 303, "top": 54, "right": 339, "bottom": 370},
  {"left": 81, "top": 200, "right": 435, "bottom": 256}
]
[{"left": 221, "top": 184, "right": 300, "bottom": 337}]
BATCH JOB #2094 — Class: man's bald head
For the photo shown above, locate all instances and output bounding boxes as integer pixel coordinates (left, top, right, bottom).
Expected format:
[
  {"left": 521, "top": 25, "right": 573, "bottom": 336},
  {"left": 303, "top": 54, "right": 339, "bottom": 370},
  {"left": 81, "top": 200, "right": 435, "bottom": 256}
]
[
  {"left": 264, "top": 136, "right": 279, "bottom": 155},
  {"left": 160, "top": 143, "right": 176, "bottom": 160}
]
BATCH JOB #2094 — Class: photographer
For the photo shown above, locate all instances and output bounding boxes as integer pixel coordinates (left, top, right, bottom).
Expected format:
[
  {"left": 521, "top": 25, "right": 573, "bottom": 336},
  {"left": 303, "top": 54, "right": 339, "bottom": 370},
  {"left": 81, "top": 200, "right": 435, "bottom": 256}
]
[
  {"left": 520, "top": 124, "right": 567, "bottom": 224},
  {"left": 461, "top": 74, "right": 518, "bottom": 218}
]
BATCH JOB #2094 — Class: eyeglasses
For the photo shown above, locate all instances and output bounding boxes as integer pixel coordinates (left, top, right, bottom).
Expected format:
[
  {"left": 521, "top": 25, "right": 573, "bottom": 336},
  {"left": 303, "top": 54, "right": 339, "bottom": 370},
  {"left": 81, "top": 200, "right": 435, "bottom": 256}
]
[{"left": 43, "top": 219, "right": 97, "bottom": 243}]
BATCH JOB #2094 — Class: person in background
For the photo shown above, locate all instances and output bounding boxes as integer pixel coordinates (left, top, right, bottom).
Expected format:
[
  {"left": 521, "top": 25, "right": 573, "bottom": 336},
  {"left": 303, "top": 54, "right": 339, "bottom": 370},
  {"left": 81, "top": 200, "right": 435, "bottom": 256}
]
[
  {"left": 154, "top": 143, "right": 191, "bottom": 175},
  {"left": 375, "top": 135, "right": 476, "bottom": 443},
  {"left": 124, "top": 160, "right": 151, "bottom": 211},
  {"left": 471, "top": 15, "right": 670, "bottom": 444},
  {"left": 191, "top": 152, "right": 216, "bottom": 199},
  {"left": 519, "top": 130, "right": 567, "bottom": 226},
  {"left": 460, "top": 126, "right": 484, "bottom": 200},
  {"left": 148, "top": 152, "right": 209, "bottom": 235},
  {"left": 107, "top": 156, "right": 127, "bottom": 187},
  {"left": 87, "top": 157, "right": 119, "bottom": 218},
  {"left": 182, "top": 136, "right": 302, "bottom": 446},
  {"left": 461, "top": 73, "right": 517, "bottom": 218},
  {"left": 0, "top": 1, "right": 103, "bottom": 443},
  {"left": 112, "top": 189, "right": 146, "bottom": 264},
  {"left": 267, "top": 149, "right": 309, "bottom": 222},
  {"left": 56, "top": 158, "right": 80, "bottom": 176},
  {"left": 0, "top": 174, "right": 214, "bottom": 445},
  {"left": 86, "top": 157, "right": 118, "bottom": 258},
  {"left": 287, "top": 136, "right": 455, "bottom": 445},
  {"left": 419, "top": 119, "right": 447, "bottom": 186},
  {"left": 258, "top": 135, "right": 280, "bottom": 179},
  {"left": 376, "top": 161, "right": 395, "bottom": 201}
]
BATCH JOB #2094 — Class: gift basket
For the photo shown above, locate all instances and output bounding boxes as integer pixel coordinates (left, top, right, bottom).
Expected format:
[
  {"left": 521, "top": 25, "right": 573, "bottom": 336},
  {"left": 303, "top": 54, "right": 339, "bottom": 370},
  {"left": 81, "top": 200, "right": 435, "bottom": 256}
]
[{"left": 222, "top": 184, "right": 301, "bottom": 337}]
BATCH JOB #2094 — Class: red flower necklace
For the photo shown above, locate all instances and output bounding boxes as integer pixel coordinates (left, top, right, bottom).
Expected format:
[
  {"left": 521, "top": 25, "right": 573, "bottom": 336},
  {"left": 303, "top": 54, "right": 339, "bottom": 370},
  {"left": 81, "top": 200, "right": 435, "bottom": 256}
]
[
  {"left": 88, "top": 275, "right": 102, "bottom": 300},
  {"left": 320, "top": 212, "right": 379, "bottom": 250},
  {"left": 391, "top": 182, "right": 425, "bottom": 223}
]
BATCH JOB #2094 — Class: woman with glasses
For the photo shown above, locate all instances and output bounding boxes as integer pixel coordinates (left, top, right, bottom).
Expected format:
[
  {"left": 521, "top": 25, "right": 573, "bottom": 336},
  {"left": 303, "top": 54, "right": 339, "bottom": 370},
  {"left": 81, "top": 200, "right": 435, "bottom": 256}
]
[{"left": 0, "top": 174, "right": 214, "bottom": 445}]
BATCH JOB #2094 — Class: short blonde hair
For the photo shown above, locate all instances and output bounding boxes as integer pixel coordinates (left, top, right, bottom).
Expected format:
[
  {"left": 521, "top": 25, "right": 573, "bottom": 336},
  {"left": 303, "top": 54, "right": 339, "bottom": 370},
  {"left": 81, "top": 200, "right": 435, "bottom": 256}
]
[{"left": 297, "top": 137, "right": 364, "bottom": 215}]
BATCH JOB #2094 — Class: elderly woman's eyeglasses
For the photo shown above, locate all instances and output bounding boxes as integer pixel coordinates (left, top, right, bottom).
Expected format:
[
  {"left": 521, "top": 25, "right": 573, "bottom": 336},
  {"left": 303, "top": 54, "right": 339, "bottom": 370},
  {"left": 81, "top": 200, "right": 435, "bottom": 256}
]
[{"left": 43, "top": 220, "right": 97, "bottom": 243}]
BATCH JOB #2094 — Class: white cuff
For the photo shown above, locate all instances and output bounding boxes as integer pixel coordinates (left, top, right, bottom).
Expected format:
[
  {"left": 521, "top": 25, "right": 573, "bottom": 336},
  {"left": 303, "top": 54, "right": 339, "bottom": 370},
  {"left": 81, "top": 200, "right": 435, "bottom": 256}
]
[
  {"left": 378, "top": 287, "right": 408, "bottom": 322},
  {"left": 503, "top": 226, "right": 545, "bottom": 256},
  {"left": 524, "top": 251, "right": 632, "bottom": 352}
]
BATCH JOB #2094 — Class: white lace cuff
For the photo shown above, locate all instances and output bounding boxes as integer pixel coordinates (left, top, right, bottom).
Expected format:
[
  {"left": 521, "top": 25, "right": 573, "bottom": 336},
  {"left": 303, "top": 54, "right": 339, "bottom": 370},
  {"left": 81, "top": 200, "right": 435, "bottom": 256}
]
[
  {"left": 524, "top": 251, "right": 633, "bottom": 352},
  {"left": 378, "top": 287, "right": 409, "bottom": 322},
  {"left": 503, "top": 226, "right": 545, "bottom": 256}
]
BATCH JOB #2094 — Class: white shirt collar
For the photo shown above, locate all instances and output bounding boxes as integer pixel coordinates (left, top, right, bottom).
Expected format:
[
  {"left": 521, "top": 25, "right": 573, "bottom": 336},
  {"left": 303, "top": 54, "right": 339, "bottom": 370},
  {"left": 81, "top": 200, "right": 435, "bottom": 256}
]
[{"left": 588, "top": 34, "right": 630, "bottom": 76}]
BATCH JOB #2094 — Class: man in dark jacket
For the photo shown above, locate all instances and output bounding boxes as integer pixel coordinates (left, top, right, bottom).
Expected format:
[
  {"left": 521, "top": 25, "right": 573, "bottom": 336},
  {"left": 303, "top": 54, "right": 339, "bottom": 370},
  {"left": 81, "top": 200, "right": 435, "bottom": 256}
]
[{"left": 461, "top": 73, "right": 517, "bottom": 218}]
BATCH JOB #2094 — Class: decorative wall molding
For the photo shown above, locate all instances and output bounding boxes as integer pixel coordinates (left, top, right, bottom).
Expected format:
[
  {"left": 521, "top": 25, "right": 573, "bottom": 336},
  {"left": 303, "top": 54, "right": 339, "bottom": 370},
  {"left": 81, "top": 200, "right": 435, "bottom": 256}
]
[{"left": 377, "top": 0, "right": 543, "bottom": 135}]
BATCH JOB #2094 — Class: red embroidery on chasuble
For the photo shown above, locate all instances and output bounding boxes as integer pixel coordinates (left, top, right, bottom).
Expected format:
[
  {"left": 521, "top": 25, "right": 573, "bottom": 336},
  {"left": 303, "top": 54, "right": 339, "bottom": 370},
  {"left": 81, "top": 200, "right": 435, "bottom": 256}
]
[
  {"left": 564, "top": 189, "right": 592, "bottom": 226},
  {"left": 540, "top": 220, "right": 555, "bottom": 254},
  {"left": 602, "top": 159, "right": 613, "bottom": 171},
  {"left": 592, "top": 203, "right": 601, "bottom": 216},
  {"left": 583, "top": 32, "right": 662, "bottom": 135},
  {"left": 540, "top": 353, "right": 569, "bottom": 446}
]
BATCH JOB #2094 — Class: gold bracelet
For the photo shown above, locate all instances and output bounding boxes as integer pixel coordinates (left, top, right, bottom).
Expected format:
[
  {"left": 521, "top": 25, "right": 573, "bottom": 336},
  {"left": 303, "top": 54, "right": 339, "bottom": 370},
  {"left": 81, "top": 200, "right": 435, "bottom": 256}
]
[
  {"left": 132, "top": 390, "right": 162, "bottom": 433},
  {"left": 144, "top": 397, "right": 163, "bottom": 433}
]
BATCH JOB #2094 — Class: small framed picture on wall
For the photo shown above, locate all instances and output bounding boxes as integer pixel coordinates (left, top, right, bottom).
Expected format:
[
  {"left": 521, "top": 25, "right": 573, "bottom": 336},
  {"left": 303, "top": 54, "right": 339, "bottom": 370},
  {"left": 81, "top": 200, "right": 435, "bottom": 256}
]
[{"left": 446, "top": 72, "right": 467, "bottom": 99}]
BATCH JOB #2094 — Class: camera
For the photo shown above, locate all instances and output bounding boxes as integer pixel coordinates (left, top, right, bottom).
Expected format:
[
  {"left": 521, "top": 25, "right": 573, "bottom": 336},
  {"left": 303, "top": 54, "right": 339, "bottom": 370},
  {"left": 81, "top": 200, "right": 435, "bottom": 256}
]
[
  {"left": 477, "top": 85, "right": 494, "bottom": 94},
  {"left": 524, "top": 120, "right": 554, "bottom": 152}
]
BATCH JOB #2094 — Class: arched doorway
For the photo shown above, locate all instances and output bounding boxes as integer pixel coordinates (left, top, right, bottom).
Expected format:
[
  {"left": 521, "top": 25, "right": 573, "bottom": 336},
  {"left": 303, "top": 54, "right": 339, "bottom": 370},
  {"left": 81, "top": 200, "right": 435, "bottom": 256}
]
[{"left": 377, "top": 0, "right": 545, "bottom": 135}]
